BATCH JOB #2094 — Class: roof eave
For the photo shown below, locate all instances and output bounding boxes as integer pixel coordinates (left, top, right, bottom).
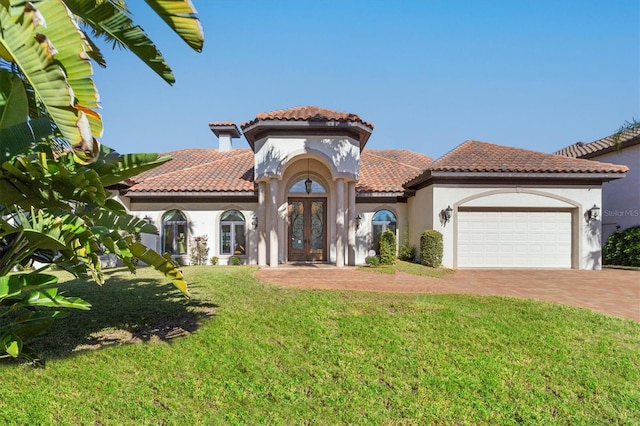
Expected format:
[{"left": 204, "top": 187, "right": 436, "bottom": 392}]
[
  {"left": 209, "top": 124, "right": 241, "bottom": 139},
  {"left": 429, "top": 171, "right": 628, "bottom": 180},
  {"left": 126, "top": 191, "right": 257, "bottom": 197},
  {"left": 242, "top": 120, "right": 373, "bottom": 151}
]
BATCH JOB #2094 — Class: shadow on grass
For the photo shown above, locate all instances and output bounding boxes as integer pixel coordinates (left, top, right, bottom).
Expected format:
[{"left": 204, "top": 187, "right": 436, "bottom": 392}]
[{"left": 26, "top": 267, "right": 218, "bottom": 360}]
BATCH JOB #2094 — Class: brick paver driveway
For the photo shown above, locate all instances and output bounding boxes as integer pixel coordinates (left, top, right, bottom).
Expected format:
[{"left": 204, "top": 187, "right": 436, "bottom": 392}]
[{"left": 255, "top": 267, "right": 640, "bottom": 321}]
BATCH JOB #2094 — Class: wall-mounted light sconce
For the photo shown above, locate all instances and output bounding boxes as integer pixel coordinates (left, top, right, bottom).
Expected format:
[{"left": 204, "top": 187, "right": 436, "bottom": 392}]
[
  {"left": 440, "top": 205, "right": 453, "bottom": 225},
  {"left": 251, "top": 214, "right": 258, "bottom": 230},
  {"left": 355, "top": 214, "right": 363, "bottom": 230},
  {"left": 585, "top": 204, "right": 600, "bottom": 223}
]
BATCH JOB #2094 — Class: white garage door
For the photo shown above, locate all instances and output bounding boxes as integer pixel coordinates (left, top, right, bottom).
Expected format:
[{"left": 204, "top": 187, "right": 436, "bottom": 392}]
[{"left": 457, "top": 210, "right": 572, "bottom": 268}]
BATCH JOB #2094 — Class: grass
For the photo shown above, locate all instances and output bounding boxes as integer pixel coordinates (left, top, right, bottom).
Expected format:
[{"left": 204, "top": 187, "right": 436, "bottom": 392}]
[
  {"left": 359, "top": 260, "right": 454, "bottom": 277},
  {"left": 395, "top": 259, "right": 454, "bottom": 278},
  {"left": 1, "top": 266, "right": 639, "bottom": 424}
]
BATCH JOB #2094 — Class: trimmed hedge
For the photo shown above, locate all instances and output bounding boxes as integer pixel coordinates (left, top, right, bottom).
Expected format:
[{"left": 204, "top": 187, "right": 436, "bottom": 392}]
[
  {"left": 379, "top": 229, "right": 397, "bottom": 265},
  {"left": 420, "top": 229, "right": 443, "bottom": 267},
  {"left": 604, "top": 226, "right": 640, "bottom": 267}
]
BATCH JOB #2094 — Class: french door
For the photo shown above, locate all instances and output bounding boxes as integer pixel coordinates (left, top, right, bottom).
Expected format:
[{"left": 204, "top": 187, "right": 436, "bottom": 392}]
[{"left": 288, "top": 198, "right": 326, "bottom": 262}]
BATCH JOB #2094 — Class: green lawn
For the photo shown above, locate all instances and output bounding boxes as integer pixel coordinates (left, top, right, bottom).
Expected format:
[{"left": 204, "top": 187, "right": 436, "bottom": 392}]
[
  {"left": 358, "top": 260, "right": 453, "bottom": 277},
  {"left": 1, "top": 266, "right": 639, "bottom": 424}
]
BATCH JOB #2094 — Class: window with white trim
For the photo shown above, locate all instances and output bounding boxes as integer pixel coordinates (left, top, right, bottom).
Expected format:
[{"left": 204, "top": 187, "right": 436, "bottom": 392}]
[
  {"left": 372, "top": 209, "right": 397, "bottom": 253},
  {"left": 220, "top": 210, "right": 246, "bottom": 255},
  {"left": 162, "top": 210, "right": 187, "bottom": 255}
]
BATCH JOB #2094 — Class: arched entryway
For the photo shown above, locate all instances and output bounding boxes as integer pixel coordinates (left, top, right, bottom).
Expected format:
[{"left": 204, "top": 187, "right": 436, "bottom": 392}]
[{"left": 287, "top": 177, "right": 328, "bottom": 262}]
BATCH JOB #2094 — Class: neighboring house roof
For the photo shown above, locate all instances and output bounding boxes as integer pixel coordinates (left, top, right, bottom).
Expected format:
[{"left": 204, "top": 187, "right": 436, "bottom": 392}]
[
  {"left": 126, "top": 148, "right": 431, "bottom": 195},
  {"left": 553, "top": 128, "right": 640, "bottom": 159},
  {"left": 430, "top": 140, "right": 629, "bottom": 174}
]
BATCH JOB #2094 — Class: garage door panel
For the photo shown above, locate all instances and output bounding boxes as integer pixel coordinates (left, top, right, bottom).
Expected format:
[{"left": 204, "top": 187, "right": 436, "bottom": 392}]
[{"left": 457, "top": 211, "right": 572, "bottom": 268}]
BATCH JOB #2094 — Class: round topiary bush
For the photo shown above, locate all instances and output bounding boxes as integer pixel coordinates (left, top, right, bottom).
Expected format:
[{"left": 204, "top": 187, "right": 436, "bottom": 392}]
[
  {"left": 229, "top": 256, "right": 242, "bottom": 266},
  {"left": 420, "top": 229, "right": 443, "bottom": 267},
  {"left": 604, "top": 226, "right": 640, "bottom": 267},
  {"left": 379, "top": 229, "right": 397, "bottom": 265}
]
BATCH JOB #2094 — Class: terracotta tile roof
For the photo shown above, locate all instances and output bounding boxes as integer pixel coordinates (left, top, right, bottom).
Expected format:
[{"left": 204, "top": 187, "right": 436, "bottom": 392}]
[
  {"left": 126, "top": 140, "right": 624, "bottom": 197},
  {"left": 127, "top": 149, "right": 255, "bottom": 193},
  {"left": 431, "top": 140, "right": 629, "bottom": 174},
  {"left": 126, "top": 148, "right": 429, "bottom": 195},
  {"left": 241, "top": 106, "right": 374, "bottom": 129},
  {"left": 553, "top": 128, "right": 640, "bottom": 158},
  {"left": 358, "top": 150, "right": 432, "bottom": 192}
]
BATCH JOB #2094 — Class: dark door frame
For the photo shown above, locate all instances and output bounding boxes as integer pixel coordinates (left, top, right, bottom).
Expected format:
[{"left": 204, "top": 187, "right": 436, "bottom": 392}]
[{"left": 287, "top": 197, "right": 327, "bottom": 262}]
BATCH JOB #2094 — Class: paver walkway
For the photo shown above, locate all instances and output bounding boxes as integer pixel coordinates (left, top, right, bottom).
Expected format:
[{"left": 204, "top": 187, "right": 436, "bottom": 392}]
[{"left": 255, "top": 266, "right": 640, "bottom": 321}]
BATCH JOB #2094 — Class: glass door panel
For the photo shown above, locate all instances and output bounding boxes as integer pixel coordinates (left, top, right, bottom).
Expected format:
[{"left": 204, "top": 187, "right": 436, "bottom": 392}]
[
  {"left": 289, "top": 201, "right": 306, "bottom": 261},
  {"left": 288, "top": 198, "right": 325, "bottom": 262}
]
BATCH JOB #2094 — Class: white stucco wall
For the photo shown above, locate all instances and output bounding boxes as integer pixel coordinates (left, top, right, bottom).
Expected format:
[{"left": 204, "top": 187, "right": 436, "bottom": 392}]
[
  {"left": 126, "top": 201, "right": 259, "bottom": 265},
  {"left": 592, "top": 145, "right": 639, "bottom": 240},
  {"left": 413, "top": 184, "right": 603, "bottom": 270},
  {"left": 254, "top": 136, "right": 361, "bottom": 181},
  {"left": 406, "top": 186, "right": 434, "bottom": 255}
]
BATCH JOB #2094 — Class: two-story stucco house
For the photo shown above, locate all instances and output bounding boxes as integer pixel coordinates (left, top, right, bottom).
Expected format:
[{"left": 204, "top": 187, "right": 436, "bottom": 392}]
[{"left": 116, "top": 106, "right": 628, "bottom": 270}]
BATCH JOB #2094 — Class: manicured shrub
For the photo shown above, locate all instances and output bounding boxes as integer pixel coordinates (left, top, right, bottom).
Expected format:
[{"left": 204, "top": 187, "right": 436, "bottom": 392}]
[
  {"left": 399, "top": 243, "right": 417, "bottom": 262},
  {"left": 379, "top": 229, "right": 397, "bottom": 265},
  {"left": 365, "top": 255, "right": 380, "bottom": 266},
  {"left": 210, "top": 256, "right": 219, "bottom": 265},
  {"left": 604, "top": 226, "right": 640, "bottom": 267},
  {"left": 420, "top": 229, "right": 443, "bottom": 267},
  {"left": 398, "top": 226, "right": 417, "bottom": 262},
  {"left": 230, "top": 256, "right": 242, "bottom": 266},
  {"left": 189, "top": 235, "right": 209, "bottom": 265}
]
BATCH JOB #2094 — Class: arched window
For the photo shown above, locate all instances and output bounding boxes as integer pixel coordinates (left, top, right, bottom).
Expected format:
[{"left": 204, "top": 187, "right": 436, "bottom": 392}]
[
  {"left": 289, "top": 178, "right": 326, "bottom": 194},
  {"left": 220, "top": 210, "right": 246, "bottom": 255},
  {"left": 372, "top": 209, "right": 397, "bottom": 253},
  {"left": 162, "top": 210, "right": 187, "bottom": 255}
]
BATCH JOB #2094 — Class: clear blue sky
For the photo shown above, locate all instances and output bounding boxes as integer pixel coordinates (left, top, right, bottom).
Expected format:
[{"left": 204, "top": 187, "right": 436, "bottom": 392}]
[{"left": 93, "top": 0, "right": 639, "bottom": 160}]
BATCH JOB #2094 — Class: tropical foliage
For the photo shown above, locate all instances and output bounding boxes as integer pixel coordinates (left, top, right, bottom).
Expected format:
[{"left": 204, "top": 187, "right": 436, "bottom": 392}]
[
  {"left": 0, "top": 0, "right": 203, "bottom": 362},
  {"left": 603, "top": 226, "right": 640, "bottom": 267}
]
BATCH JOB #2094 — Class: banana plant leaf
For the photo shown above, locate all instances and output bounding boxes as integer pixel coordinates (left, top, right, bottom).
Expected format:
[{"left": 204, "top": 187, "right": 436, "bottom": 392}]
[
  {"left": 66, "top": 0, "right": 176, "bottom": 84},
  {"left": 0, "top": 0, "right": 101, "bottom": 163},
  {"left": 144, "top": 0, "right": 204, "bottom": 52}
]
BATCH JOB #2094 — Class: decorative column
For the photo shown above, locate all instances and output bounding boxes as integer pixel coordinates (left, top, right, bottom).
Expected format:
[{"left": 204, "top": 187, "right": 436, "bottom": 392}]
[
  {"left": 269, "top": 178, "right": 279, "bottom": 267},
  {"left": 347, "top": 182, "right": 356, "bottom": 266},
  {"left": 257, "top": 181, "right": 267, "bottom": 266},
  {"left": 336, "top": 178, "right": 345, "bottom": 267}
]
